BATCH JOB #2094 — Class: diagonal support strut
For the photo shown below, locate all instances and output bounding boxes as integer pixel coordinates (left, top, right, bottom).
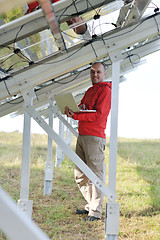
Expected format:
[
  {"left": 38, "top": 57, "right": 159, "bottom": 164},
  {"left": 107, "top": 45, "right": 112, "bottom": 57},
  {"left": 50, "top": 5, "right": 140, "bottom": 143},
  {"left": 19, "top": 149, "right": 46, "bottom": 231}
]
[{"left": 24, "top": 103, "right": 116, "bottom": 202}]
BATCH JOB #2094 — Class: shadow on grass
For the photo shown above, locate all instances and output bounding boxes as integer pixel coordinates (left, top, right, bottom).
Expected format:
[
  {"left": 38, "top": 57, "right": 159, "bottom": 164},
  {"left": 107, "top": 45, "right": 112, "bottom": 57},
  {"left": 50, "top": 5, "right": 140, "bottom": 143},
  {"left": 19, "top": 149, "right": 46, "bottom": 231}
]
[{"left": 117, "top": 140, "right": 160, "bottom": 217}]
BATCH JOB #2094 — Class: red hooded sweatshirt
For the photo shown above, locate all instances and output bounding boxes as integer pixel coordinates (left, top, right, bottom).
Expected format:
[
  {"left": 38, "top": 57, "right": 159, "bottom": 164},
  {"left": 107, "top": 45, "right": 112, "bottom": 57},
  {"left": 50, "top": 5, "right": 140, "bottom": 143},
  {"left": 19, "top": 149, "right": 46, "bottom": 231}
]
[{"left": 73, "top": 82, "right": 111, "bottom": 139}]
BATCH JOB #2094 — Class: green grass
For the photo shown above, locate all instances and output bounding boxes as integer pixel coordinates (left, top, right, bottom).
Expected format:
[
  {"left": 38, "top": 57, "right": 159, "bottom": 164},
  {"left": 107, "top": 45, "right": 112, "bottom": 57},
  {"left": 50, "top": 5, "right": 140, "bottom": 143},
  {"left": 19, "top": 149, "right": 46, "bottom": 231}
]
[{"left": 0, "top": 132, "right": 160, "bottom": 240}]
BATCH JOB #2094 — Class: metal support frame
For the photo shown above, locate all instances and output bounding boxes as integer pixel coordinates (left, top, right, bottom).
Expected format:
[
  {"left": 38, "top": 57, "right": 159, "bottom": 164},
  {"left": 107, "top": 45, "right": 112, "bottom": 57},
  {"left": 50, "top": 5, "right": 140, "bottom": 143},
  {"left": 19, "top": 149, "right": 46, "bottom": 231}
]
[
  {"left": 1, "top": 14, "right": 160, "bottom": 102},
  {"left": 0, "top": 186, "right": 50, "bottom": 240},
  {"left": 55, "top": 118, "right": 64, "bottom": 167},
  {"left": 44, "top": 100, "right": 54, "bottom": 195},
  {"left": 65, "top": 117, "right": 73, "bottom": 147},
  {"left": 105, "top": 52, "right": 122, "bottom": 239},
  {"left": 24, "top": 103, "right": 116, "bottom": 201},
  {"left": 50, "top": 106, "right": 78, "bottom": 138},
  {"left": 38, "top": 0, "right": 66, "bottom": 52},
  {"left": 0, "top": 0, "right": 122, "bottom": 44},
  {"left": 17, "top": 90, "right": 35, "bottom": 218}
]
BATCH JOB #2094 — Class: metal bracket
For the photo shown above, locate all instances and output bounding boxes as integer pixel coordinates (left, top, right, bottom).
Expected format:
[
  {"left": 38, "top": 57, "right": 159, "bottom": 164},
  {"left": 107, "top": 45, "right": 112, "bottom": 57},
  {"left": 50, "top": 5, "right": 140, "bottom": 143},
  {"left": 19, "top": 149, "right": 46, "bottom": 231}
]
[
  {"left": 17, "top": 199, "right": 33, "bottom": 218},
  {"left": 50, "top": 105, "right": 78, "bottom": 138},
  {"left": 25, "top": 104, "right": 116, "bottom": 201},
  {"left": 105, "top": 202, "right": 120, "bottom": 236},
  {"left": 44, "top": 161, "right": 54, "bottom": 181},
  {"left": 109, "top": 50, "right": 123, "bottom": 63}
]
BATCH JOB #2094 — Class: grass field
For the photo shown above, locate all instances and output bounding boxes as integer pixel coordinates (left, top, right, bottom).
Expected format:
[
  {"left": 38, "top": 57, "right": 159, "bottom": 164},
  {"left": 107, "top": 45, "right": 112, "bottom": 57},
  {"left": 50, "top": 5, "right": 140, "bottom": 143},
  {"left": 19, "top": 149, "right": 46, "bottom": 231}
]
[{"left": 0, "top": 131, "right": 160, "bottom": 240}]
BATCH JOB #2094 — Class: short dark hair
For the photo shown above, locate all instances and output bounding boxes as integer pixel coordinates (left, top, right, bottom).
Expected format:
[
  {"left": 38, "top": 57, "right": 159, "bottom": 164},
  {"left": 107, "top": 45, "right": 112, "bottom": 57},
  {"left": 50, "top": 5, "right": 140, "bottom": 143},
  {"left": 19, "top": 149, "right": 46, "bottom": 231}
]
[{"left": 91, "top": 61, "right": 106, "bottom": 71}]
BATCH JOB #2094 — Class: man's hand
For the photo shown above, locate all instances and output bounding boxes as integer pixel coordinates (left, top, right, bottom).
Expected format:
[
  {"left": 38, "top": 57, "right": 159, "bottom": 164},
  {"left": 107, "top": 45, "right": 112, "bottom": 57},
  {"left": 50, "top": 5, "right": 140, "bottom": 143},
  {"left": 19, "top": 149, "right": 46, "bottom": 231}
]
[
  {"left": 79, "top": 104, "right": 87, "bottom": 110},
  {"left": 64, "top": 106, "right": 74, "bottom": 118}
]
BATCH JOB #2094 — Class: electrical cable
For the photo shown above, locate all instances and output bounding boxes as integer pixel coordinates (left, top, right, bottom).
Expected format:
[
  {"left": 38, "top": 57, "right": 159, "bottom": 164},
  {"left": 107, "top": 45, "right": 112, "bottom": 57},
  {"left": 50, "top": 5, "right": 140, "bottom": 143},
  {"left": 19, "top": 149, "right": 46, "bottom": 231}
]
[
  {"left": 151, "top": 2, "right": 158, "bottom": 8},
  {"left": 62, "top": 29, "right": 90, "bottom": 41},
  {"left": 6, "top": 61, "right": 28, "bottom": 72},
  {"left": 16, "top": 51, "right": 31, "bottom": 63},
  {"left": 0, "top": 54, "right": 14, "bottom": 65},
  {"left": 153, "top": 15, "right": 160, "bottom": 36},
  {"left": 86, "top": 0, "right": 99, "bottom": 15},
  {"left": 5, "top": 97, "right": 24, "bottom": 105},
  {"left": 3, "top": 79, "right": 11, "bottom": 96},
  {"left": 101, "top": 13, "right": 160, "bottom": 41},
  {"left": 90, "top": 42, "right": 98, "bottom": 58},
  {"left": 53, "top": 70, "right": 82, "bottom": 85},
  {"left": 125, "top": 51, "right": 140, "bottom": 68},
  {"left": 72, "top": 0, "right": 79, "bottom": 14},
  {"left": 93, "top": 22, "right": 117, "bottom": 34},
  {"left": 58, "top": 0, "right": 79, "bottom": 23},
  {"left": 34, "top": 44, "right": 84, "bottom": 65},
  {"left": 1, "top": 4, "right": 159, "bottom": 83},
  {"left": 13, "top": 24, "right": 25, "bottom": 45}
]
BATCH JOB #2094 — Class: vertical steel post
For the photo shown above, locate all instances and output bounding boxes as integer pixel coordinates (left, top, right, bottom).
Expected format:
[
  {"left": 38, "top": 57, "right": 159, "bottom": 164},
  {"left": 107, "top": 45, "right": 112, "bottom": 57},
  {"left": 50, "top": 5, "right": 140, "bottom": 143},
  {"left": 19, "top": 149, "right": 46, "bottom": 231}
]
[
  {"left": 17, "top": 90, "right": 34, "bottom": 218},
  {"left": 44, "top": 100, "right": 54, "bottom": 195},
  {"left": 65, "top": 117, "right": 73, "bottom": 146},
  {"left": 55, "top": 119, "right": 64, "bottom": 167},
  {"left": 105, "top": 52, "right": 122, "bottom": 240}
]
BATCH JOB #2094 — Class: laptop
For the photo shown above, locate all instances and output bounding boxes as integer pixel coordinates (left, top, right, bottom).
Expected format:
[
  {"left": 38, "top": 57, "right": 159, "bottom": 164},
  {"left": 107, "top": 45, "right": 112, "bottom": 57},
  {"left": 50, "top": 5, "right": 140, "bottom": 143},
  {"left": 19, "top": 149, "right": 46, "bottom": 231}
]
[{"left": 54, "top": 92, "right": 96, "bottom": 114}]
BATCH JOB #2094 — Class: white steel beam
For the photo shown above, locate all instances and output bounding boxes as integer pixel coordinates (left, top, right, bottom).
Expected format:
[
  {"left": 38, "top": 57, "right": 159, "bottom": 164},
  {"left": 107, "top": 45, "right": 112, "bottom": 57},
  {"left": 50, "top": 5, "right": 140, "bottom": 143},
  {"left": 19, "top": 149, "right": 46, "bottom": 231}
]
[
  {"left": 24, "top": 103, "right": 116, "bottom": 201},
  {"left": 55, "top": 119, "right": 64, "bottom": 167},
  {"left": 0, "top": 36, "right": 159, "bottom": 118},
  {"left": 50, "top": 106, "right": 78, "bottom": 137},
  {"left": 105, "top": 52, "right": 122, "bottom": 239},
  {"left": 116, "top": 0, "right": 152, "bottom": 27},
  {"left": 0, "top": 13, "right": 159, "bottom": 102},
  {"left": 0, "top": 186, "right": 50, "bottom": 240},
  {"left": 65, "top": 117, "right": 73, "bottom": 146},
  {"left": 17, "top": 90, "right": 35, "bottom": 217},
  {"left": 0, "top": 0, "right": 119, "bottom": 46},
  {"left": 44, "top": 100, "right": 54, "bottom": 195}
]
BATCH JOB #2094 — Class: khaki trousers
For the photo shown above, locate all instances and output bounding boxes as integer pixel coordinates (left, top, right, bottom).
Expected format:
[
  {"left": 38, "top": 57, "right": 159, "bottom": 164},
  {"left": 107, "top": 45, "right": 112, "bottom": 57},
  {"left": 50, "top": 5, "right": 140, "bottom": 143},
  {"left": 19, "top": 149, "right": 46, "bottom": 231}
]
[{"left": 75, "top": 135, "right": 106, "bottom": 218}]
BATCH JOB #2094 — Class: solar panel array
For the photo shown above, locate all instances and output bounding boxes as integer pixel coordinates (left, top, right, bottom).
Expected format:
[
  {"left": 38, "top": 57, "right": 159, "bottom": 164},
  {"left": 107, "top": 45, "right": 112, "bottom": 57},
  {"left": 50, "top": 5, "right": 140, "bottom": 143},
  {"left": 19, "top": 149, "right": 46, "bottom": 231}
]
[{"left": 0, "top": 0, "right": 160, "bottom": 119}]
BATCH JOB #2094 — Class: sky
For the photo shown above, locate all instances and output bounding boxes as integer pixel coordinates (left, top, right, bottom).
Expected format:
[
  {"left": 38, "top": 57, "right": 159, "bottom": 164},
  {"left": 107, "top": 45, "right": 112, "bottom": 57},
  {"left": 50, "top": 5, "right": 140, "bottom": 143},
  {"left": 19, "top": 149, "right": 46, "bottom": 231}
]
[{"left": 0, "top": 50, "right": 160, "bottom": 139}]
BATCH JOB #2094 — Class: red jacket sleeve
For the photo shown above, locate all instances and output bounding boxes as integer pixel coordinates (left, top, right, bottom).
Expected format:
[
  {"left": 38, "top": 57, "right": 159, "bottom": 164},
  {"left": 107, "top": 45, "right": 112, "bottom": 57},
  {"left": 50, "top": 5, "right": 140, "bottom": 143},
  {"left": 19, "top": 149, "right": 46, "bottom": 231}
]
[{"left": 73, "top": 86, "right": 111, "bottom": 122}]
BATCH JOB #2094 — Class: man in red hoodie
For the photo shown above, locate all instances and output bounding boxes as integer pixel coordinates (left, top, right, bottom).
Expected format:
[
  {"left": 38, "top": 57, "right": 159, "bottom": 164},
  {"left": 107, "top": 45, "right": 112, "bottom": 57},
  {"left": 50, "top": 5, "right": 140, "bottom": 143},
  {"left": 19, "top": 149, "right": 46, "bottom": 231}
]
[{"left": 64, "top": 62, "right": 111, "bottom": 221}]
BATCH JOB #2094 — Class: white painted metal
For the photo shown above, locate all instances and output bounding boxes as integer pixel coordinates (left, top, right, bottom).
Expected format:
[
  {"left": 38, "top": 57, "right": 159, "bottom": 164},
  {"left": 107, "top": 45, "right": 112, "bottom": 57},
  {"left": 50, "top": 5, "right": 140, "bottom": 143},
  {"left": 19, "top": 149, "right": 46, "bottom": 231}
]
[
  {"left": 106, "top": 235, "right": 118, "bottom": 240},
  {"left": 65, "top": 117, "right": 73, "bottom": 146},
  {"left": 44, "top": 100, "right": 54, "bottom": 195},
  {"left": 0, "top": 13, "right": 159, "bottom": 102},
  {"left": 24, "top": 103, "right": 116, "bottom": 201},
  {"left": 105, "top": 54, "right": 121, "bottom": 239},
  {"left": 106, "top": 203, "right": 120, "bottom": 235},
  {"left": 17, "top": 199, "right": 33, "bottom": 219},
  {"left": 55, "top": 119, "right": 64, "bottom": 167},
  {"left": 108, "top": 56, "right": 121, "bottom": 196},
  {"left": 0, "top": 0, "right": 120, "bottom": 45},
  {"left": 119, "top": 0, "right": 152, "bottom": 27},
  {"left": 0, "top": 186, "right": 50, "bottom": 240},
  {"left": 50, "top": 106, "right": 78, "bottom": 138},
  {"left": 17, "top": 90, "right": 34, "bottom": 217}
]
